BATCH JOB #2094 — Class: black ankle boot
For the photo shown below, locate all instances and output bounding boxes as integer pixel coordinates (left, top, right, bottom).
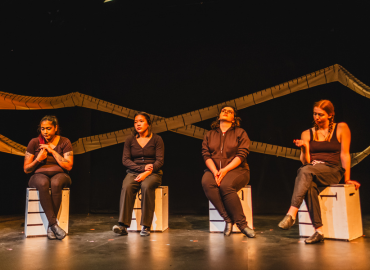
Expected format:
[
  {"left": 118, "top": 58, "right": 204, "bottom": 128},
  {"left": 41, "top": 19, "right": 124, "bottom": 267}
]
[
  {"left": 224, "top": 222, "right": 233, "bottom": 236},
  {"left": 49, "top": 224, "right": 66, "bottom": 240},
  {"left": 47, "top": 227, "right": 57, "bottom": 240},
  {"left": 241, "top": 226, "right": 256, "bottom": 238}
]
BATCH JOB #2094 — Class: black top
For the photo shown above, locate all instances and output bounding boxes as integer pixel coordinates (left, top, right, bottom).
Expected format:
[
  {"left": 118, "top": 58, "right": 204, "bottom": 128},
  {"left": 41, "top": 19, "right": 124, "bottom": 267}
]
[
  {"left": 122, "top": 133, "right": 164, "bottom": 173},
  {"left": 26, "top": 136, "right": 73, "bottom": 173},
  {"left": 309, "top": 123, "right": 341, "bottom": 166},
  {"left": 202, "top": 126, "right": 250, "bottom": 170}
]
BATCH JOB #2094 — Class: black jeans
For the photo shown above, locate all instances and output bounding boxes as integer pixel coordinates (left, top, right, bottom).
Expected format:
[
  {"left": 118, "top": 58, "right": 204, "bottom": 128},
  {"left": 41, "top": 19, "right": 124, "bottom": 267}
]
[
  {"left": 118, "top": 170, "right": 162, "bottom": 227},
  {"left": 202, "top": 166, "right": 250, "bottom": 231},
  {"left": 29, "top": 172, "right": 72, "bottom": 226},
  {"left": 291, "top": 163, "right": 345, "bottom": 228}
]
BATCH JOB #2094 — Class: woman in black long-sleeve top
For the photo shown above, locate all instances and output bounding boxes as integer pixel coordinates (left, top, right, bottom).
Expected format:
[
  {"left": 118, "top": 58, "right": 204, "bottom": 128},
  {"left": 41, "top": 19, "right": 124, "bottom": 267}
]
[
  {"left": 113, "top": 112, "right": 164, "bottom": 237},
  {"left": 202, "top": 105, "right": 255, "bottom": 237}
]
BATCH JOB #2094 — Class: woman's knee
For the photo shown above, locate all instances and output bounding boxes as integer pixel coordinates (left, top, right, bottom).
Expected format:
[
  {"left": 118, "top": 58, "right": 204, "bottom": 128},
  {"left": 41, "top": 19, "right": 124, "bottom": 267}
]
[
  {"left": 141, "top": 177, "right": 161, "bottom": 191},
  {"left": 29, "top": 175, "right": 50, "bottom": 190},
  {"left": 122, "top": 174, "right": 137, "bottom": 189},
  {"left": 219, "top": 183, "right": 234, "bottom": 196},
  {"left": 202, "top": 171, "right": 216, "bottom": 188},
  {"left": 51, "top": 173, "right": 71, "bottom": 189}
]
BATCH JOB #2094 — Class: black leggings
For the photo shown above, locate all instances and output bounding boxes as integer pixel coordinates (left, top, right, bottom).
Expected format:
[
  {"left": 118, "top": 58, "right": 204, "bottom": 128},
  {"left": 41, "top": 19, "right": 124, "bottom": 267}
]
[
  {"left": 29, "top": 172, "right": 72, "bottom": 226},
  {"left": 291, "top": 163, "right": 344, "bottom": 228},
  {"left": 202, "top": 166, "right": 250, "bottom": 231}
]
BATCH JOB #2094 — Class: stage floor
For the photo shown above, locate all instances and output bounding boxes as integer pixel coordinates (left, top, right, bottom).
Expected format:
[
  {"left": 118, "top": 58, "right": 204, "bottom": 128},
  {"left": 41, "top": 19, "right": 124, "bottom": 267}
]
[{"left": 0, "top": 214, "right": 369, "bottom": 270}]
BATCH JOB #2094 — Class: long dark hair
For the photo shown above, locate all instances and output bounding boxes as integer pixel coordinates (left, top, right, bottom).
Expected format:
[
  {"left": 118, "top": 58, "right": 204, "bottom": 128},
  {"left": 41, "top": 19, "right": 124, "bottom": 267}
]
[
  {"left": 133, "top": 112, "right": 152, "bottom": 138},
  {"left": 210, "top": 105, "right": 241, "bottom": 130},
  {"left": 37, "top": 115, "right": 60, "bottom": 144}
]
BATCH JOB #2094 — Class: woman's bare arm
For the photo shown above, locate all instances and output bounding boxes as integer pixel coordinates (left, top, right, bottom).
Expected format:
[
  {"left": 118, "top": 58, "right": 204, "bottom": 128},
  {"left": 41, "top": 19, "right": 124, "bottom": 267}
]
[{"left": 294, "top": 130, "right": 311, "bottom": 165}]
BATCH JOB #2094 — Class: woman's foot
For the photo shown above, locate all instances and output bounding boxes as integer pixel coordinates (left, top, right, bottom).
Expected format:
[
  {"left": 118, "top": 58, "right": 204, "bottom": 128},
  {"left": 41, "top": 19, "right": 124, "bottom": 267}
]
[
  {"left": 47, "top": 227, "right": 57, "bottom": 240},
  {"left": 49, "top": 224, "right": 66, "bottom": 240},
  {"left": 112, "top": 225, "right": 128, "bottom": 235},
  {"left": 278, "top": 215, "right": 295, "bottom": 230},
  {"left": 224, "top": 222, "right": 233, "bottom": 236},
  {"left": 140, "top": 226, "right": 150, "bottom": 236},
  {"left": 241, "top": 226, "right": 256, "bottom": 238},
  {"left": 305, "top": 231, "right": 324, "bottom": 244}
]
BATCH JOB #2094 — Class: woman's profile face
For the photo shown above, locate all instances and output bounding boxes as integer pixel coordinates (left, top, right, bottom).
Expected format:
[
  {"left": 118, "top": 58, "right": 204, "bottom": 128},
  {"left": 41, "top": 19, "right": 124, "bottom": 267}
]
[
  {"left": 219, "top": 107, "right": 235, "bottom": 123},
  {"left": 313, "top": 107, "right": 331, "bottom": 125},
  {"left": 134, "top": 115, "right": 149, "bottom": 134},
  {"left": 40, "top": 121, "right": 57, "bottom": 141}
]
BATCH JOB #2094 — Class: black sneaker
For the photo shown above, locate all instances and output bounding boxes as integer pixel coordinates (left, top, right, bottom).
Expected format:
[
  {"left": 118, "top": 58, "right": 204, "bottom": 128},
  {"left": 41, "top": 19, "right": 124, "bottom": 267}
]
[
  {"left": 113, "top": 225, "right": 128, "bottom": 235},
  {"left": 140, "top": 226, "right": 150, "bottom": 236},
  {"left": 278, "top": 215, "right": 295, "bottom": 230},
  {"left": 305, "top": 231, "right": 324, "bottom": 244}
]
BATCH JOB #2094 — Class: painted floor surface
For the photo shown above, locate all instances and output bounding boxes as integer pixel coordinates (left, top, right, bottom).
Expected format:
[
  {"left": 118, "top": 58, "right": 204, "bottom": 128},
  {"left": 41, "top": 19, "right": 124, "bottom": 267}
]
[{"left": 0, "top": 214, "right": 369, "bottom": 270}]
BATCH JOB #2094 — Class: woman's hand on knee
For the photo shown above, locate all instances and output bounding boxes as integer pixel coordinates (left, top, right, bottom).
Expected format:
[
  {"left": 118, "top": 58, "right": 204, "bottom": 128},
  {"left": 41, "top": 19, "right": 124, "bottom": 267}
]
[
  {"left": 345, "top": 180, "right": 361, "bottom": 190},
  {"left": 135, "top": 171, "right": 152, "bottom": 182}
]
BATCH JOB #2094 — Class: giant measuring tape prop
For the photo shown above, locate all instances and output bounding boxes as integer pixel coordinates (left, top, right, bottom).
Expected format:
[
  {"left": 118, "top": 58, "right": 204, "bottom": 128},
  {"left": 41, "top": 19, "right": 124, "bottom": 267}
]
[{"left": 1, "top": 64, "right": 370, "bottom": 166}]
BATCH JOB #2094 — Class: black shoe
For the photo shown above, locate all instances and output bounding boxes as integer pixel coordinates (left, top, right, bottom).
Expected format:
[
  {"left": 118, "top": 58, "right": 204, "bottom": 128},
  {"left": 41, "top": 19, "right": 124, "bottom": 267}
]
[
  {"left": 241, "top": 226, "right": 256, "bottom": 238},
  {"left": 112, "top": 225, "right": 128, "bottom": 235},
  {"left": 47, "top": 226, "right": 57, "bottom": 240},
  {"left": 278, "top": 215, "right": 295, "bottom": 230},
  {"left": 50, "top": 224, "right": 66, "bottom": 240},
  {"left": 305, "top": 231, "right": 324, "bottom": 244},
  {"left": 224, "top": 222, "right": 233, "bottom": 236},
  {"left": 140, "top": 226, "right": 150, "bottom": 236}
]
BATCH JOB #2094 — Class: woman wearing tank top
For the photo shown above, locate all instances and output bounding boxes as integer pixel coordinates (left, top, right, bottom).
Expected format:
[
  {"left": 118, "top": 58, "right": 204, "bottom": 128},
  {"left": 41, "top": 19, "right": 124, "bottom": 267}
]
[{"left": 277, "top": 100, "right": 360, "bottom": 244}]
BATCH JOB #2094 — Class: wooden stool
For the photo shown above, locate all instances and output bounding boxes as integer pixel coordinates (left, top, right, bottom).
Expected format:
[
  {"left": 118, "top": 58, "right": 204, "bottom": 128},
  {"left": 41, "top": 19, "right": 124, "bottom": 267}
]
[
  {"left": 298, "top": 184, "right": 363, "bottom": 241},
  {"left": 128, "top": 186, "right": 168, "bottom": 232},
  {"left": 25, "top": 188, "right": 70, "bottom": 237},
  {"left": 209, "top": 185, "right": 253, "bottom": 232}
]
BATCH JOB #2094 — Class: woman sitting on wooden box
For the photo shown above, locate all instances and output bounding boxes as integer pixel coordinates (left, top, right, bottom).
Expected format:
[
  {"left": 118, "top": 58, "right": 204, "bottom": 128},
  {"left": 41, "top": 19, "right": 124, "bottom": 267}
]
[
  {"left": 113, "top": 112, "right": 164, "bottom": 237},
  {"left": 24, "top": 115, "right": 73, "bottom": 240},
  {"left": 278, "top": 99, "right": 361, "bottom": 244},
  {"left": 201, "top": 105, "right": 255, "bottom": 237}
]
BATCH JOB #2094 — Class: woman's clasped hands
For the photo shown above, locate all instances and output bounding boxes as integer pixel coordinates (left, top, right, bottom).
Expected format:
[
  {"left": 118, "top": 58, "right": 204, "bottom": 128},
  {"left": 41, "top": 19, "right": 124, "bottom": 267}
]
[
  {"left": 213, "top": 168, "right": 229, "bottom": 187},
  {"left": 135, "top": 164, "right": 154, "bottom": 182}
]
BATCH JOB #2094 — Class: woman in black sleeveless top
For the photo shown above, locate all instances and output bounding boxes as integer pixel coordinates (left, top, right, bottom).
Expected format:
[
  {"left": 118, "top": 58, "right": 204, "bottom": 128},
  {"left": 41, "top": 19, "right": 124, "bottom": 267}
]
[{"left": 278, "top": 100, "right": 360, "bottom": 244}]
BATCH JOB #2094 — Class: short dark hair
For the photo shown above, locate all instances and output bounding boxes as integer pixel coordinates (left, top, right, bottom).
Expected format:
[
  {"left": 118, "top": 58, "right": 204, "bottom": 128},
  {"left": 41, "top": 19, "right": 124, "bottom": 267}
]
[
  {"left": 133, "top": 112, "right": 152, "bottom": 138},
  {"left": 210, "top": 105, "right": 241, "bottom": 130}
]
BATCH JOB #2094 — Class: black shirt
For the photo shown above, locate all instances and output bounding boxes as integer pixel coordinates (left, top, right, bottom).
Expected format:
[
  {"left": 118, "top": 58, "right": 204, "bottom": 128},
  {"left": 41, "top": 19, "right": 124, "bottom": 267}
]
[
  {"left": 122, "top": 133, "right": 164, "bottom": 173},
  {"left": 202, "top": 127, "right": 250, "bottom": 170}
]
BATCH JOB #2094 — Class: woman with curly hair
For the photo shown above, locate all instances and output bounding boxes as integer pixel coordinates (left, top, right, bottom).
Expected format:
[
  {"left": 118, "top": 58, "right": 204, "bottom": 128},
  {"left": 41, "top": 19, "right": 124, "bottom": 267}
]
[
  {"left": 202, "top": 105, "right": 255, "bottom": 237},
  {"left": 278, "top": 100, "right": 360, "bottom": 244}
]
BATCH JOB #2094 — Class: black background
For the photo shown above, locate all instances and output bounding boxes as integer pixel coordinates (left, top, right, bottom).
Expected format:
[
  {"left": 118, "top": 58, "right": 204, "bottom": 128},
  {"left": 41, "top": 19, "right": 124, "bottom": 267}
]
[{"left": 2, "top": 1, "right": 369, "bottom": 216}]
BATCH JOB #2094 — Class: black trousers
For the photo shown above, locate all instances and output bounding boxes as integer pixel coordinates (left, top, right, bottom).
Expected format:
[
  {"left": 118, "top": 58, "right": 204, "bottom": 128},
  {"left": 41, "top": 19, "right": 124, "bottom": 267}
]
[
  {"left": 291, "top": 163, "right": 345, "bottom": 228},
  {"left": 29, "top": 172, "right": 72, "bottom": 226},
  {"left": 202, "top": 166, "right": 250, "bottom": 231},
  {"left": 118, "top": 170, "right": 162, "bottom": 227}
]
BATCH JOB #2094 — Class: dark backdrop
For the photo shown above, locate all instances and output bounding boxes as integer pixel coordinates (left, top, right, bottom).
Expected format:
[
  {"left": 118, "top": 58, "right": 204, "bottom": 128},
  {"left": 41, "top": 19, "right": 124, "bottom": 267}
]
[{"left": 2, "top": 1, "right": 369, "bottom": 216}]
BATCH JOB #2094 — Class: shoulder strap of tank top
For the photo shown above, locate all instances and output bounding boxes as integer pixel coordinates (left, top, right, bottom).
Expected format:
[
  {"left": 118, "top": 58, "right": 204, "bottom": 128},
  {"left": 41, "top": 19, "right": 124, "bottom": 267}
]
[
  {"left": 309, "top": 128, "right": 313, "bottom": 141},
  {"left": 330, "top": 123, "right": 339, "bottom": 143}
]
